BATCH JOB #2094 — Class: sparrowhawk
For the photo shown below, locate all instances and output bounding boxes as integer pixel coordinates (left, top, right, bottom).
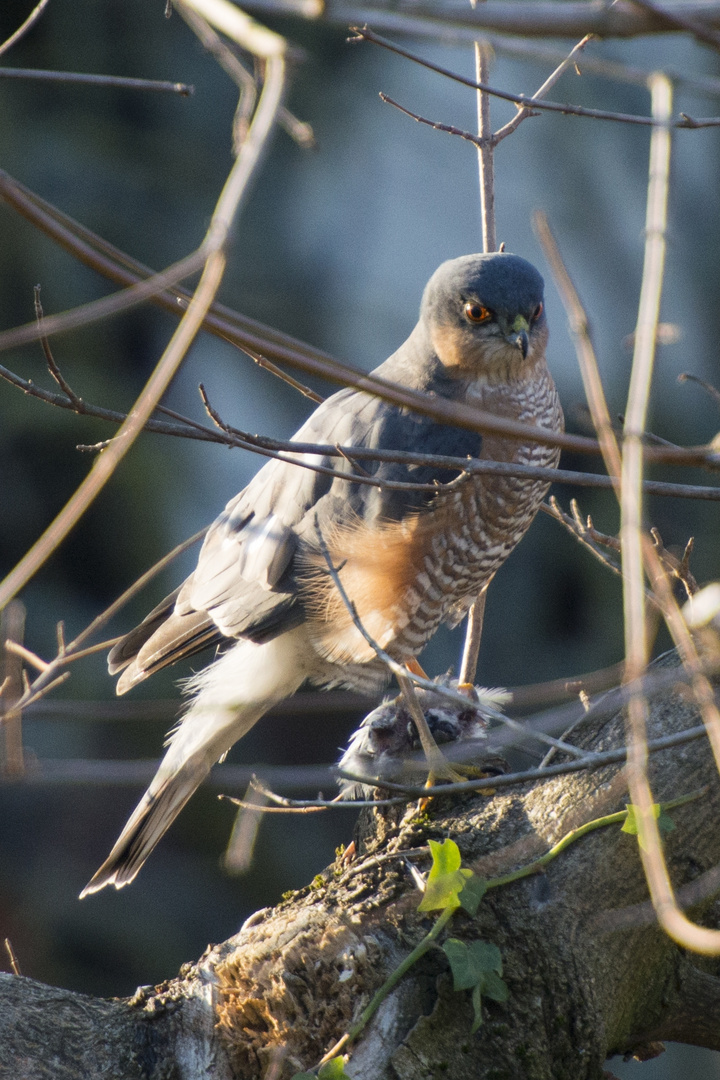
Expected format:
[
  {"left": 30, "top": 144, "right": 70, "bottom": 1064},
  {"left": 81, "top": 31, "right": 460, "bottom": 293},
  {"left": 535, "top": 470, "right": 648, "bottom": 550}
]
[{"left": 80, "top": 251, "right": 563, "bottom": 896}]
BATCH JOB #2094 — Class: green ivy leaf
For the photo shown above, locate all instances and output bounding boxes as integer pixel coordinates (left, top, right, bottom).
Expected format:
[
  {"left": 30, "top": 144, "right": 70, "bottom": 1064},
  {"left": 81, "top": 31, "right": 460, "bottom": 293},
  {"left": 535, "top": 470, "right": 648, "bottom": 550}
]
[
  {"left": 419, "top": 839, "right": 473, "bottom": 912},
  {"left": 443, "top": 939, "right": 504, "bottom": 990},
  {"left": 443, "top": 938, "right": 477, "bottom": 990},
  {"left": 622, "top": 803, "right": 675, "bottom": 850},
  {"left": 318, "top": 1056, "right": 353, "bottom": 1079},
  {"left": 443, "top": 938, "right": 508, "bottom": 1031},
  {"left": 482, "top": 969, "right": 510, "bottom": 1003},
  {"left": 457, "top": 874, "right": 488, "bottom": 916}
]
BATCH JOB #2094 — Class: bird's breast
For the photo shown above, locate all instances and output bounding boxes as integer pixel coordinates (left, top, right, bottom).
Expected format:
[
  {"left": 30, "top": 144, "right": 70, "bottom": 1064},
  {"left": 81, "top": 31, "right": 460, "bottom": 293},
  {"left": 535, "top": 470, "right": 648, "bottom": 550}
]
[{"left": 302, "top": 365, "right": 563, "bottom": 667}]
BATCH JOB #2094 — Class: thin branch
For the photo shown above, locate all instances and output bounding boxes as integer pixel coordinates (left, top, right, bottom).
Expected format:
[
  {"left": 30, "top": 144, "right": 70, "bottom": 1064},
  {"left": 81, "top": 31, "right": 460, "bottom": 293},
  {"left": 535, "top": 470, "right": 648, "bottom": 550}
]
[
  {"left": 33, "top": 286, "right": 83, "bottom": 407},
  {"left": 4, "top": 174, "right": 719, "bottom": 467},
  {"left": 0, "top": 0, "right": 287, "bottom": 614},
  {"left": 178, "top": 2, "right": 313, "bottom": 149},
  {"left": 5, "top": 356, "right": 720, "bottom": 501},
  {"left": 534, "top": 210, "right": 622, "bottom": 481},
  {"left": 378, "top": 94, "right": 489, "bottom": 149},
  {"left": 0, "top": 67, "right": 193, "bottom": 94},
  {"left": 4, "top": 640, "right": 50, "bottom": 674},
  {"left": 1, "top": 603, "right": 26, "bottom": 776},
  {"left": 0, "top": 168, "right": 332, "bottom": 371},
  {"left": 7, "top": 528, "right": 206, "bottom": 717},
  {"left": 201, "top": 717, "right": 708, "bottom": 812},
  {"left": 3, "top": 938, "right": 21, "bottom": 976},
  {"left": 475, "top": 41, "right": 495, "bottom": 251},
  {"left": 492, "top": 34, "right": 594, "bottom": 145},
  {"left": 458, "top": 32, "right": 592, "bottom": 692},
  {"left": 0, "top": 0, "right": 50, "bottom": 58},
  {"left": 274, "top": 0, "right": 720, "bottom": 97},
  {"left": 249, "top": 0, "right": 720, "bottom": 41},
  {"left": 354, "top": 27, "right": 720, "bottom": 130},
  {"left": 542, "top": 498, "right": 623, "bottom": 579},
  {"left": 473, "top": 33, "right": 720, "bottom": 98},
  {"left": 620, "top": 76, "right": 720, "bottom": 955},
  {"left": 678, "top": 371, "right": 720, "bottom": 410},
  {"left": 631, "top": 0, "right": 720, "bottom": 52}
]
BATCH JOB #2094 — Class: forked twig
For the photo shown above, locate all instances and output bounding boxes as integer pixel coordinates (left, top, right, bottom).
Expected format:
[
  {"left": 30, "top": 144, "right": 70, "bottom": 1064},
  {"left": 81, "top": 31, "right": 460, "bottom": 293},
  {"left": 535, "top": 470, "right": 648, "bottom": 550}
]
[{"left": 354, "top": 27, "right": 720, "bottom": 129}]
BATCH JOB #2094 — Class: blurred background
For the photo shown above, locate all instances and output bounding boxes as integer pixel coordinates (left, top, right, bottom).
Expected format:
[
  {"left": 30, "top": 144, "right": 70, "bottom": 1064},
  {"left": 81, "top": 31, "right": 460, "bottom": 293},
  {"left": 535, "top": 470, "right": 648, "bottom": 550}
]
[{"left": 1, "top": 1, "right": 720, "bottom": 1073}]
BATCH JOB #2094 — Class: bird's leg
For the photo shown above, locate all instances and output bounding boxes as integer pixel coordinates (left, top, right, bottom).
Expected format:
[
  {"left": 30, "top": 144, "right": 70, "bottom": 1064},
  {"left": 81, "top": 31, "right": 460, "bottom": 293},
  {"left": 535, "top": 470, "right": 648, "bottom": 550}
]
[
  {"left": 458, "top": 579, "right": 492, "bottom": 690},
  {"left": 397, "top": 669, "right": 464, "bottom": 787}
]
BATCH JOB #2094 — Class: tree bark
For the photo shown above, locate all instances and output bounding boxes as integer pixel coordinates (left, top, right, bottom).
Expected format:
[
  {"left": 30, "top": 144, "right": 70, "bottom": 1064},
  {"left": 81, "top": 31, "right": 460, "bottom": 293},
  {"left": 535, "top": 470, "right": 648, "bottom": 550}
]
[{"left": 3, "top": 653, "right": 720, "bottom": 1079}]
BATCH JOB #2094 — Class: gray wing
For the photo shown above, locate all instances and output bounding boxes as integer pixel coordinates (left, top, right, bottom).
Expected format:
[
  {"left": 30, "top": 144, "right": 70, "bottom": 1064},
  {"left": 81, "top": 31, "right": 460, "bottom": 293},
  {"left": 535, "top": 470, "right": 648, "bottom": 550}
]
[{"left": 110, "top": 376, "right": 482, "bottom": 693}]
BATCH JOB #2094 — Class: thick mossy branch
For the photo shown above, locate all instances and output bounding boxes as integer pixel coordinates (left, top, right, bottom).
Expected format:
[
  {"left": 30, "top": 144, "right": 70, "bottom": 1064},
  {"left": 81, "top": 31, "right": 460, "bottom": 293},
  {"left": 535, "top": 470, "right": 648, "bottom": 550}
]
[{"left": 2, "top": 653, "right": 720, "bottom": 1079}]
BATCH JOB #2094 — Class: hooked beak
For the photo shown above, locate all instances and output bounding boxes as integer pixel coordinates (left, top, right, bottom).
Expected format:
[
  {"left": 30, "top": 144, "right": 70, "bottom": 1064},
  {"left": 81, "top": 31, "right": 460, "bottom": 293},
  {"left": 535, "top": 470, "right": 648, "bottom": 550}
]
[
  {"left": 508, "top": 330, "right": 529, "bottom": 359},
  {"left": 505, "top": 315, "right": 530, "bottom": 360}
]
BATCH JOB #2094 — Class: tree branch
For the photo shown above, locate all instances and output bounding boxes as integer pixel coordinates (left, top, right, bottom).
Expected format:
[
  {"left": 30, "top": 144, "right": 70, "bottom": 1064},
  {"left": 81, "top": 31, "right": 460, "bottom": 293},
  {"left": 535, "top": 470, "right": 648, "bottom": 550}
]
[
  {"left": 3, "top": 654, "right": 720, "bottom": 1076},
  {"left": 247, "top": 0, "right": 720, "bottom": 40}
]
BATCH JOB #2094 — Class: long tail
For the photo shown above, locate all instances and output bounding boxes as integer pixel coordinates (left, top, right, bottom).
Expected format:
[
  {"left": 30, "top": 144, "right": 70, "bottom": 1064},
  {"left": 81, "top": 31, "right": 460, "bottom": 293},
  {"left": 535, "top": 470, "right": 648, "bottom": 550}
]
[{"left": 80, "top": 627, "right": 310, "bottom": 896}]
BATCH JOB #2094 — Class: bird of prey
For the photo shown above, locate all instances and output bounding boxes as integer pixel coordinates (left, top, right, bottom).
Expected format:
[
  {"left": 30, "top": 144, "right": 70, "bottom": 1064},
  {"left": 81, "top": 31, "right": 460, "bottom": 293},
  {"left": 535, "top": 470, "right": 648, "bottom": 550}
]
[{"left": 80, "top": 251, "right": 563, "bottom": 896}]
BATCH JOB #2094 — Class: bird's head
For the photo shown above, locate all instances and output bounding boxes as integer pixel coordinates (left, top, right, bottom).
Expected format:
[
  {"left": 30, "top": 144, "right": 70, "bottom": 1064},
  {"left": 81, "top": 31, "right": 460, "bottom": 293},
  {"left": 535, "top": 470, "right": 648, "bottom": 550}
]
[{"left": 420, "top": 252, "right": 548, "bottom": 383}]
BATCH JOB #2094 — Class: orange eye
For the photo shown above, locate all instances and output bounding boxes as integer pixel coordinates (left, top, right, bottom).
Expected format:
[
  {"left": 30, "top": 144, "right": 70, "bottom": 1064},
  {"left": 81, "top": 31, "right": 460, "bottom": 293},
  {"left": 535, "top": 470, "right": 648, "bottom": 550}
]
[
  {"left": 532, "top": 301, "right": 544, "bottom": 322},
  {"left": 464, "top": 302, "right": 491, "bottom": 324}
]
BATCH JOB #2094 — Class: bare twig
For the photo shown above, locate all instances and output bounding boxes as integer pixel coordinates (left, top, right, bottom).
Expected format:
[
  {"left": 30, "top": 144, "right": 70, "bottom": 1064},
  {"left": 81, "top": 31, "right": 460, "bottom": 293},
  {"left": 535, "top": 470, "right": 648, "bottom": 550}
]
[
  {"left": 0, "top": 0, "right": 288, "bottom": 614},
  {"left": 1, "top": 603, "right": 26, "bottom": 776},
  {"left": 678, "top": 371, "right": 720, "bottom": 410},
  {"left": 327, "top": 1, "right": 720, "bottom": 96},
  {"left": 252, "top": 0, "right": 720, "bottom": 41},
  {"left": 33, "top": 286, "right": 83, "bottom": 408},
  {"left": 542, "top": 498, "right": 623, "bottom": 578},
  {"left": 5, "top": 356, "right": 720, "bottom": 502},
  {"left": 475, "top": 40, "right": 495, "bottom": 251},
  {"left": 537, "top": 102, "right": 720, "bottom": 955},
  {"left": 492, "top": 34, "right": 593, "bottom": 145},
  {"left": 2, "top": 716, "right": 705, "bottom": 804},
  {"left": 5, "top": 172, "right": 719, "bottom": 466},
  {"left": 534, "top": 210, "right": 622, "bottom": 483},
  {"left": 6, "top": 529, "right": 206, "bottom": 718},
  {"left": 456, "top": 39, "right": 496, "bottom": 686},
  {"left": 378, "top": 95, "right": 489, "bottom": 148},
  {"left": 0, "top": 0, "right": 50, "bottom": 58},
  {"left": 619, "top": 75, "right": 720, "bottom": 955},
  {"left": 631, "top": 0, "right": 720, "bottom": 52},
  {"left": 3, "top": 938, "right": 21, "bottom": 976},
  {"left": 222, "top": 780, "right": 271, "bottom": 872},
  {"left": 354, "top": 28, "right": 720, "bottom": 130},
  {"left": 0, "top": 67, "right": 193, "bottom": 94},
  {"left": 178, "top": 2, "right": 313, "bottom": 148},
  {"left": 650, "top": 530, "right": 698, "bottom": 600},
  {"left": 4, "top": 640, "right": 50, "bottom": 674}
]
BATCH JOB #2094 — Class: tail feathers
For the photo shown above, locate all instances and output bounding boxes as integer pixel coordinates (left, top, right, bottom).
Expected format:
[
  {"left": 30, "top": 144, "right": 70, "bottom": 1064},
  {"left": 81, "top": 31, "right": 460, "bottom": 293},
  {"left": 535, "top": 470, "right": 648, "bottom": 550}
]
[
  {"left": 79, "top": 761, "right": 206, "bottom": 897},
  {"left": 83, "top": 629, "right": 313, "bottom": 896}
]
